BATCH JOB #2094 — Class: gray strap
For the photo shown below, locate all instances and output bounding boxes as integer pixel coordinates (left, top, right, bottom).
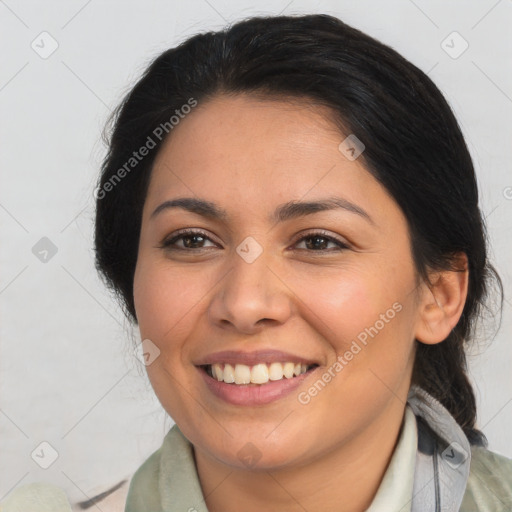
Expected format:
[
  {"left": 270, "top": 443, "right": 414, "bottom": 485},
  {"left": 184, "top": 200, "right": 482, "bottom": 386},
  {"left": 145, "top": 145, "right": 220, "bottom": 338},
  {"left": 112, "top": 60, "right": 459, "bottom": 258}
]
[
  {"left": 408, "top": 386, "right": 472, "bottom": 512},
  {"left": 411, "top": 418, "right": 440, "bottom": 512}
]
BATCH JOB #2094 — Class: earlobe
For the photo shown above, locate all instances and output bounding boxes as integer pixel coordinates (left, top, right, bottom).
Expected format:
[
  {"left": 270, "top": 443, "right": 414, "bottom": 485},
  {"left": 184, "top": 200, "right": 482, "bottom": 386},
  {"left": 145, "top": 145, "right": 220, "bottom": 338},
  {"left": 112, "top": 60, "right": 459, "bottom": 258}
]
[{"left": 414, "top": 253, "right": 469, "bottom": 345}]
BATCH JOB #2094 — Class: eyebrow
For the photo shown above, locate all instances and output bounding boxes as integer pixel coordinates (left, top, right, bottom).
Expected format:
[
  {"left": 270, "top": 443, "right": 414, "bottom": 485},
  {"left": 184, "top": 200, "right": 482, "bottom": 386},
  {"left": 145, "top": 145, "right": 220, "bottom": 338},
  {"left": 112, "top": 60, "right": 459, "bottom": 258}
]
[{"left": 150, "top": 196, "right": 375, "bottom": 226}]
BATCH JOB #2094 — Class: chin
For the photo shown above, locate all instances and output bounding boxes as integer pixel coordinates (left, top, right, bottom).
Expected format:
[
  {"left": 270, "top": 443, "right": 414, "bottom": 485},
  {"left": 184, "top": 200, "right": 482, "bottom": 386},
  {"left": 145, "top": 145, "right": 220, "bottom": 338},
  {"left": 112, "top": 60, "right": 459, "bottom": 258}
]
[
  {"left": 220, "top": 445, "right": 303, "bottom": 472},
  {"left": 206, "top": 428, "right": 308, "bottom": 471}
]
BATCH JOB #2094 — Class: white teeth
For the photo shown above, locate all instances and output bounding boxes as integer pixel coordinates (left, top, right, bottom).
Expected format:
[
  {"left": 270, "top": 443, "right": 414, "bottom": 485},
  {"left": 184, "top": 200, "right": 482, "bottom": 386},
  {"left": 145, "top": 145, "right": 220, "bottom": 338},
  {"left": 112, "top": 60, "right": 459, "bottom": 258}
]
[
  {"left": 269, "top": 362, "right": 283, "bottom": 381},
  {"left": 283, "top": 362, "right": 295, "bottom": 379},
  {"left": 234, "top": 364, "right": 251, "bottom": 384},
  {"left": 213, "top": 364, "right": 223, "bottom": 381},
  {"left": 223, "top": 363, "right": 235, "bottom": 383},
  {"left": 208, "top": 362, "right": 313, "bottom": 384},
  {"left": 251, "top": 363, "right": 269, "bottom": 384}
]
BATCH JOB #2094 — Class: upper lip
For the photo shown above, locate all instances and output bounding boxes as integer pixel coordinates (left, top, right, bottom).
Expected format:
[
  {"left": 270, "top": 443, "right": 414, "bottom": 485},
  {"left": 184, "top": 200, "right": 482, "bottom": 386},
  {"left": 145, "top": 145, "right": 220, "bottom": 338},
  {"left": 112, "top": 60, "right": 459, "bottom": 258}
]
[{"left": 194, "top": 349, "right": 320, "bottom": 367}]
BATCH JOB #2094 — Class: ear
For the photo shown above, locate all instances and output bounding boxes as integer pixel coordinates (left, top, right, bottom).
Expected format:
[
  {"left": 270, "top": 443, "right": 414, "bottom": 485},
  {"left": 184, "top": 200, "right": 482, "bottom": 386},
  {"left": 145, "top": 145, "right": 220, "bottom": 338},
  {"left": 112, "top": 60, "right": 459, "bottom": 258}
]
[{"left": 414, "top": 252, "right": 469, "bottom": 345}]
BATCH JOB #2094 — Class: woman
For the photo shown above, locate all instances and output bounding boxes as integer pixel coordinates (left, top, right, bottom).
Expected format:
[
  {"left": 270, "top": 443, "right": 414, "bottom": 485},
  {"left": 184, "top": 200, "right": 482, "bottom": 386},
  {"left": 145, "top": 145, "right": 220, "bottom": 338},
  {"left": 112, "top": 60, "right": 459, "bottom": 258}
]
[{"left": 2, "top": 12, "right": 511, "bottom": 512}]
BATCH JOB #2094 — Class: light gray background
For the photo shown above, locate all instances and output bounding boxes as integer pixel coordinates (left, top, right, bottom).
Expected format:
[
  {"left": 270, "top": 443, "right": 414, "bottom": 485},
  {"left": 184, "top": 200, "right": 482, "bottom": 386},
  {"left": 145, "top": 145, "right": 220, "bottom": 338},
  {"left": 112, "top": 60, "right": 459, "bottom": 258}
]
[{"left": 1, "top": 0, "right": 511, "bottom": 504}]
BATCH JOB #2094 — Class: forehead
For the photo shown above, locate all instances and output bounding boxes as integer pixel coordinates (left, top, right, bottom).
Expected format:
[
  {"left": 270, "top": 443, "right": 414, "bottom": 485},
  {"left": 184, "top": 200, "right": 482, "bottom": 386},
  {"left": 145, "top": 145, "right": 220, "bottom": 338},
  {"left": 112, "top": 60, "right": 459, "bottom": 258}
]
[
  {"left": 151, "top": 93, "right": 345, "bottom": 172},
  {"left": 145, "top": 93, "right": 397, "bottom": 225}
]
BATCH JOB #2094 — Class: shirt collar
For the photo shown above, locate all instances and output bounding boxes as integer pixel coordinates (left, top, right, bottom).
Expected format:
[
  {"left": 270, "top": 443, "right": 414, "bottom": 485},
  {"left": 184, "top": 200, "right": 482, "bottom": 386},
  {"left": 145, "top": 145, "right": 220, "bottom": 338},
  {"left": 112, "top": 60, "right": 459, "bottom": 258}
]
[{"left": 365, "top": 404, "right": 417, "bottom": 512}]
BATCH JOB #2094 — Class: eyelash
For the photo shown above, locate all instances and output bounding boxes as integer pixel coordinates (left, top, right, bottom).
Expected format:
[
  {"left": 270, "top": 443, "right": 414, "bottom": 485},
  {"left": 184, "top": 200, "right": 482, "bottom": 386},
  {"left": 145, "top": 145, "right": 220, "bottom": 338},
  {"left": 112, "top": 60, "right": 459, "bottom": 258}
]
[{"left": 158, "top": 229, "right": 350, "bottom": 253}]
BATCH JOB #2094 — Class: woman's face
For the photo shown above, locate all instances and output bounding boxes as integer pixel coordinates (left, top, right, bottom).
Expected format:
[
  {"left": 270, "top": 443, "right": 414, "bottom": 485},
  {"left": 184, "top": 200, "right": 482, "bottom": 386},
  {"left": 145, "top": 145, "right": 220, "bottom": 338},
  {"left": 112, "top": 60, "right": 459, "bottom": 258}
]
[{"left": 133, "top": 93, "right": 428, "bottom": 470}]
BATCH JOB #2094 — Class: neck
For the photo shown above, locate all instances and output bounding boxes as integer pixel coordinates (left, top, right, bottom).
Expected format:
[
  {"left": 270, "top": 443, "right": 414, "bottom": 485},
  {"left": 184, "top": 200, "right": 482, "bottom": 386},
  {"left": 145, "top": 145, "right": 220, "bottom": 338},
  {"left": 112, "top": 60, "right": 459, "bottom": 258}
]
[{"left": 193, "top": 398, "right": 407, "bottom": 512}]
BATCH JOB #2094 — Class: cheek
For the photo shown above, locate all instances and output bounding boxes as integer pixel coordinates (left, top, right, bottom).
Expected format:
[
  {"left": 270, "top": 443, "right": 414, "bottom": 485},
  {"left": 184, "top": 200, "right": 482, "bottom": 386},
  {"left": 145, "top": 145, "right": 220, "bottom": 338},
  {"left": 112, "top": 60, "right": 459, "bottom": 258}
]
[
  {"left": 133, "top": 261, "right": 199, "bottom": 342},
  {"left": 289, "top": 266, "right": 398, "bottom": 345},
  {"left": 133, "top": 263, "right": 203, "bottom": 404},
  {"left": 290, "top": 264, "right": 416, "bottom": 389}
]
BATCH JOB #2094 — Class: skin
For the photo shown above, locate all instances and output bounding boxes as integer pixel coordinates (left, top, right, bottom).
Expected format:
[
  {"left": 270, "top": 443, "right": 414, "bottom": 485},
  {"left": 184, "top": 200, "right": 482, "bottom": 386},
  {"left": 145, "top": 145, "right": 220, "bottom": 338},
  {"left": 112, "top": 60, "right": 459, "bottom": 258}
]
[{"left": 133, "top": 93, "right": 468, "bottom": 512}]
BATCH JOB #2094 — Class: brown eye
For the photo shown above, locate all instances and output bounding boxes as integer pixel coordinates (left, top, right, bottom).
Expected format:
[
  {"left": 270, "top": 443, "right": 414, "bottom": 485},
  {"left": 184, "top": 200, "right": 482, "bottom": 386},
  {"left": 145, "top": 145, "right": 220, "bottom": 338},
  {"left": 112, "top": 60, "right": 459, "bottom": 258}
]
[
  {"left": 293, "top": 231, "right": 349, "bottom": 252},
  {"left": 159, "top": 229, "right": 217, "bottom": 250}
]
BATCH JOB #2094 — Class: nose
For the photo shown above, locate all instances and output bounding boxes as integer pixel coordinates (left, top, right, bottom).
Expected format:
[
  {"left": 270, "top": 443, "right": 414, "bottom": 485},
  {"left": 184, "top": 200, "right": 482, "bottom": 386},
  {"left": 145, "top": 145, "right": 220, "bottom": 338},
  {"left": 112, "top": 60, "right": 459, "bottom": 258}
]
[{"left": 207, "top": 248, "right": 293, "bottom": 335}]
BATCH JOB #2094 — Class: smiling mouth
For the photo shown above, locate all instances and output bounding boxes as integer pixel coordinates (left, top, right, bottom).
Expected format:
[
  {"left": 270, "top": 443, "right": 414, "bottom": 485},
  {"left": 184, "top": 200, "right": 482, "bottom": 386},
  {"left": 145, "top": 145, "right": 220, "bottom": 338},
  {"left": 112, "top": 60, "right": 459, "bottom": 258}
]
[{"left": 200, "top": 362, "right": 319, "bottom": 385}]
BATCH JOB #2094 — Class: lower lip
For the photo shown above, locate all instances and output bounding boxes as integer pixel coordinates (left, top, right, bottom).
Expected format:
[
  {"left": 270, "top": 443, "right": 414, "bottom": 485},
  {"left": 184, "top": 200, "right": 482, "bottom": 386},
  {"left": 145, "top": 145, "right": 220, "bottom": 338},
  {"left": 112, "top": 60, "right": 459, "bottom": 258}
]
[{"left": 197, "top": 366, "right": 318, "bottom": 406}]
